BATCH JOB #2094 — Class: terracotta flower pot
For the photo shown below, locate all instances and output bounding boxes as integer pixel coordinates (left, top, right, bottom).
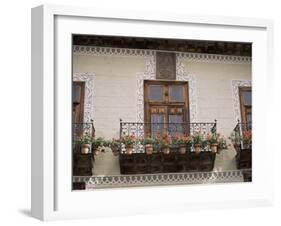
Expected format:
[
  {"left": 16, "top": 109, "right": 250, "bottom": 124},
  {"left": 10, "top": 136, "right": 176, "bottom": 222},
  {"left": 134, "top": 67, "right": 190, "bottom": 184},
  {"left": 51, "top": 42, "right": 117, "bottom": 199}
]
[
  {"left": 145, "top": 144, "right": 153, "bottom": 155},
  {"left": 125, "top": 145, "right": 133, "bottom": 155},
  {"left": 233, "top": 143, "right": 240, "bottom": 149},
  {"left": 162, "top": 146, "right": 170, "bottom": 154},
  {"left": 243, "top": 142, "right": 251, "bottom": 149},
  {"left": 111, "top": 147, "right": 119, "bottom": 156},
  {"left": 81, "top": 143, "right": 91, "bottom": 154},
  {"left": 94, "top": 149, "right": 100, "bottom": 155},
  {"left": 179, "top": 145, "right": 187, "bottom": 154},
  {"left": 194, "top": 144, "right": 202, "bottom": 154},
  {"left": 210, "top": 143, "right": 218, "bottom": 153}
]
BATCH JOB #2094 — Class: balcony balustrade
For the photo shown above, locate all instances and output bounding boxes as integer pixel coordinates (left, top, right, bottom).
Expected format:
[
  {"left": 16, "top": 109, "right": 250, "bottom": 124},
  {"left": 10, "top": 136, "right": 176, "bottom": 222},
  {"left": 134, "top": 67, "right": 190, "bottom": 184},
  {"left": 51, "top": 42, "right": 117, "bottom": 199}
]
[
  {"left": 232, "top": 121, "right": 252, "bottom": 169},
  {"left": 72, "top": 121, "right": 95, "bottom": 153},
  {"left": 119, "top": 119, "right": 217, "bottom": 153},
  {"left": 233, "top": 121, "right": 252, "bottom": 150}
]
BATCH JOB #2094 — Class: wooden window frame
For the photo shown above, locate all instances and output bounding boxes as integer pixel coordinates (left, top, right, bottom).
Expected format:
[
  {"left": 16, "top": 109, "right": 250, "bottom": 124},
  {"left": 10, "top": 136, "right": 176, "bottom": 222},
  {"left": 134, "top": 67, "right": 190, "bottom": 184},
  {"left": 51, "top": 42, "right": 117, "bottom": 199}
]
[
  {"left": 239, "top": 86, "right": 252, "bottom": 124},
  {"left": 144, "top": 80, "right": 190, "bottom": 128},
  {"left": 72, "top": 81, "right": 85, "bottom": 123}
]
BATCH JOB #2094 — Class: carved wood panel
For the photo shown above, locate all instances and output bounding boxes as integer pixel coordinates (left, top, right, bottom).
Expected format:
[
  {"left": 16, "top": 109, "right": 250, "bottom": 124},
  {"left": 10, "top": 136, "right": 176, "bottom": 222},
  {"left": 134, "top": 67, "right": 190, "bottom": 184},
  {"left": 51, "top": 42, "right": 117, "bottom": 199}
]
[{"left": 156, "top": 52, "right": 176, "bottom": 80}]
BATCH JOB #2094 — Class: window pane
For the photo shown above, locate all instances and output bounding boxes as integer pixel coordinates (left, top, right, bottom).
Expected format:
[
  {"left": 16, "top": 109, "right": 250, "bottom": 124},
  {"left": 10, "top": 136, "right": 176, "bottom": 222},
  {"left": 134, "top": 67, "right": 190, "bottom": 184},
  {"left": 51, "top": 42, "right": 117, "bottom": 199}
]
[
  {"left": 243, "top": 91, "right": 252, "bottom": 105},
  {"left": 246, "top": 108, "right": 252, "bottom": 124},
  {"left": 149, "top": 85, "right": 163, "bottom": 101},
  {"left": 169, "top": 115, "right": 183, "bottom": 124},
  {"left": 170, "top": 86, "right": 184, "bottom": 102},
  {"left": 169, "top": 115, "right": 184, "bottom": 136},
  {"left": 72, "top": 84, "right": 81, "bottom": 104},
  {"left": 151, "top": 114, "right": 165, "bottom": 136},
  {"left": 246, "top": 113, "right": 252, "bottom": 125}
]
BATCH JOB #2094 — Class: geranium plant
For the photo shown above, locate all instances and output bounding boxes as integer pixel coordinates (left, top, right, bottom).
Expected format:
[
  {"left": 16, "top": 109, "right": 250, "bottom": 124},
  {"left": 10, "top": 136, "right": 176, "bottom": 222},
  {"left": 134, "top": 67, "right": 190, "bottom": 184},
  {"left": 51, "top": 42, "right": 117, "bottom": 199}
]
[
  {"left": 218, "top": 136, "right": 227, "bottom": 149},
  {"left": 192, "top": 132, "right": 204, "bottom": 146},
  {"left": 157, "top": 134, "right": 171, "bottom": 147},
  {"left": 156, "top": 134, "right": 171, "bottom": 154},
  {"left": 74, "top": 132, "right": 94, "bottom": 154},
  {"left": 121, "top": 135, "right": 136, "bottom": 147},
  {"left": 92, "top": 137, "right": 107, "bottom": 154},
  {"left": 110, "top": 138, "right": 120, "bottom": 148},
  {"left": 141, "top": 135, "right": 156, "bottom": 154},
  {"left": 192, "top": 132, "right": 205, "bottom": 154},
  {"left": 229, "top": 131, "right": 242, "bottom": 148},
  {"left": 242, "top": 130, "right": 252, "bottom": 148},
  {"left": 92, "top": 137, "right": 106, "bottom": 149},
  {"left": 142, "top": 136, "right": 156, "bottom": 145},
  {"left": 75, "top": 132, "right": 93, "bottom": 145},
  {"left": 173, "top": 134, "right": 192, "bottom": 154},
  {"left": 207, "top": 132, "right": 220, "bottom": 144},
  {"left": 121, "top": 135, "right": 136, "bottom": 154},
  {"left": 172, "top": 134, "right": 192, "bottom": 147},
  {"left": 110, "top": 138, "right": 121, "bottom": 156},
  {"left": 206, "top": 132, "right": 220, "bottom": 153},
  {"left": 217, "top": 136, "right": 228, "bottom": 153}
]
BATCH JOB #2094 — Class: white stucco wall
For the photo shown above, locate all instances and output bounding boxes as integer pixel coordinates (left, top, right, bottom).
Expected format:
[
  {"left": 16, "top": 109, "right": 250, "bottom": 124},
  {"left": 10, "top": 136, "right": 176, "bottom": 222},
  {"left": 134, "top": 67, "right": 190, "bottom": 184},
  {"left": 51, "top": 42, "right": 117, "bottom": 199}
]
[
  {"left": 73, "top": 47, "right": 251, "bottom": 139},
  {"left": 73, "top": 53, "right": 147, "bottom": 138},
  {"left": 183, "top": 60, "right": 251, "bottom": 135}
]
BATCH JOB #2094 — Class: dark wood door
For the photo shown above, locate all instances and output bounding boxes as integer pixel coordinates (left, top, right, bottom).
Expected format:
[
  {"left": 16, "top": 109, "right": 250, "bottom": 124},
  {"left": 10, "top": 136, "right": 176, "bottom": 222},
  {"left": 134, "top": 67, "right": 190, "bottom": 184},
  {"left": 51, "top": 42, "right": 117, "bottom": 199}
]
[{"left": 144, "top": 80, "right": 189, "bottom": 136}]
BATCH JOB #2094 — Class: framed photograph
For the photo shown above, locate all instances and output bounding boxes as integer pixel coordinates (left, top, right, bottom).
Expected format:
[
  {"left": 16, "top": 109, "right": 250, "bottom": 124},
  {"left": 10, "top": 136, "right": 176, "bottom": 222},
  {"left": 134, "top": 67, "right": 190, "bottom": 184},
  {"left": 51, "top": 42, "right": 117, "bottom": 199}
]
[{"left": 31, "top": 4, "right": 274, "bottom": 221}]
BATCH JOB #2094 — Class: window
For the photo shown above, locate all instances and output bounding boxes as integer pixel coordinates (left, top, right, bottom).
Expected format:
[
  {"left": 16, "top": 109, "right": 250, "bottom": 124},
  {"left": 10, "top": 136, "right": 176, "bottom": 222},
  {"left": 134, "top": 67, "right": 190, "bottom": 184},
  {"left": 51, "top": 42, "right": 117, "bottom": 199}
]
[
  {"left": 144, "top": 81, "right": 189, "bottom": 136},
  {"left": 148, "top": 85, "right": 164, "bottom": 101},
  {"left": 169, "top": 85, "right": 184, "bottom": 102},
  {"left": 239, "top": 87, "right": 252, "bottom": 125},
  {"left": 72, "top": 82, "right": 85, "bottom": 123}
]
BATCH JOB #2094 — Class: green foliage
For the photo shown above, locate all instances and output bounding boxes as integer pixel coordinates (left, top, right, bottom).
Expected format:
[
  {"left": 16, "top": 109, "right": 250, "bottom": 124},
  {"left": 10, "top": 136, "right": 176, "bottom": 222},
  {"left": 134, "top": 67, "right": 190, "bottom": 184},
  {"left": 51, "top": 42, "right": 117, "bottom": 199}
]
[
  {"left": 142, "top": 136, "right": 156, "bottom": 145},
  {"left": 110, "top": 138, "right": 120, "bottom": 147},
  {"left": 121, "top": 135, "right": 136, "bottom": 146},
  {"left": 218, "top": 137, "right": 228, "bottom": 150},
  {"left": 74, "top": 132, "right": 93, "bottom": 145},
  {"left": 192, "top": 132, "right": 204, "bottom": 145},
  {"left": 172, "top": 135, "right": 193, "bottom": 146},
  {"left": 207, "top": 132, "right": 220, "bottom": 144},
  {"left": 92, "top": 137, "right": 106, "bottom": 149}
]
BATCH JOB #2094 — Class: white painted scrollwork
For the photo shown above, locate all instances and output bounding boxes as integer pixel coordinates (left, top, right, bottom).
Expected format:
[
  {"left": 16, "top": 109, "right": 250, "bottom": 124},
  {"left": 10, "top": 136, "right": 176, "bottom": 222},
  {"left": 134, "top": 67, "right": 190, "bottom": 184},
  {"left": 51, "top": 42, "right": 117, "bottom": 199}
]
[
  {"left": 74, "top": 45, "right": 251, "bottom": 64},
  {"left": 231, "top": 80, "right": 252, "bottom": 123},
  {"left": 73, "top": 45, "right": 155, "bottom": 57},
  {"left": 176, "top": 55, "right": 198, "bottom": 122},
  {"left": 72, "top": 169, "right": 249, "bottom": 189},
  {"left": 177, "top": 52, "right": 251, "bottom": 64},
  {"left": 136, "top": 56, "right": 157, "bottom": 123},
  {"left": 136, "top": 54, "right": 198, "bottom": 123},
  {"left": 73, "top": 73, "right": 95, "bottom": 122}
]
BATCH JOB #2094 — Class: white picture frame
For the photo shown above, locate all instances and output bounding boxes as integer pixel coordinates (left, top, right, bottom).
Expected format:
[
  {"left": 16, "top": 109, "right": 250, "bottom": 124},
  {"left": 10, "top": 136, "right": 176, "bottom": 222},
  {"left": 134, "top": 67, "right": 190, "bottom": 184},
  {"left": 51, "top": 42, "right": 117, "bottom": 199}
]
[{"left": 31, "top": 4, "right": 274, "bottom": 221}]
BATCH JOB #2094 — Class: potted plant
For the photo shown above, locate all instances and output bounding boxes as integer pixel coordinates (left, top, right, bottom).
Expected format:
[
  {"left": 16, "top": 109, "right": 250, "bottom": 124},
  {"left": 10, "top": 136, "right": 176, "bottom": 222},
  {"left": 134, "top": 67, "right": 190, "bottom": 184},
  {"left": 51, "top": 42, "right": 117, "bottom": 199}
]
[
  {"left": 229, "top": 131, "right": 242, "bottom": 150},
  {"left": 142, "top": 136, "right": 155, "bottom": 155},
  {"left": 217, "top": 136, "right": 228, "bottom": 154},
  {"left": 110, "top": 138, "right": 120, "bottom": 156},
  {"left": 173, "top": 135, "right": 192, "bottom": 154},
  {"left": 242, "top": 130, "right": 252, "bottom": 149},
  {"left": 192, "top": 132, "right": 204, "bottom": 154},
  {"left": 92, "top": 137, "right": 106, "bottom": 155},
  {"left": 157, "top": 134, "right": 171, "bottom": 154},
  {"left": 207, "top": 132, "right": 220, "bottom": 153},
  {"left": 75, "top": 132, "right": 93, "bottom": 154},
  {"left": 121, "top": 135, "right": 135, "bottom": 154}
]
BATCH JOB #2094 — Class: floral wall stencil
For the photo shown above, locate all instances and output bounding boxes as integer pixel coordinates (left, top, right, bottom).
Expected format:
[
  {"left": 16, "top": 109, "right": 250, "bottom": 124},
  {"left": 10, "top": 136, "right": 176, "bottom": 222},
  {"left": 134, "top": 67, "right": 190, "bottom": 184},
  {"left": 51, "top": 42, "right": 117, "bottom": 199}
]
[
  {"left": 73, "top": 73, "right": 95, "bottom": 122},
  {"left": 231, "top": 80, "right": 252, "bottom": 123}
]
